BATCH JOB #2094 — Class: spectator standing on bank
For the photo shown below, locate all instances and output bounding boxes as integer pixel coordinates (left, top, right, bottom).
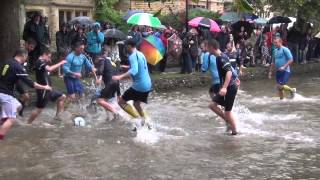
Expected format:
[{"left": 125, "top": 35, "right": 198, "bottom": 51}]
[
  {"left": 56, "top": 23, "right": 71, "bottom": 57},
  {"left": 71, "top": 26, "right": 87, "bottom": 48},
  {"left": 218, "top": 26, "right": 230, "bottom": 52},
  {"left": 86, "top": 22, "right": 104, "bottom": 60}
]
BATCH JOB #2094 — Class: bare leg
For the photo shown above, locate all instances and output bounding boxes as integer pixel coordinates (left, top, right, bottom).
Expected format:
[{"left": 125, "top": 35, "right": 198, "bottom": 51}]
[
  {"left": 225, "top": 111, "right": 237, "bottom": 135},
  {"left": 0, "top": 118, "right": 16, "bottom": 138},
  {"left": 133, "top": 101, "right": 143, "bottom": 116},
  {"left": 97, "top": 98, "right": 117, "bottom": 114},
  {"left": 56, "top": 95, "right": 66, "bottom": 117},
  {"left": 27, "top": 108, "right": 43, "bottom": 124},
  {"left": 209, "top": 102, "right": 226, "bottom": 121}
]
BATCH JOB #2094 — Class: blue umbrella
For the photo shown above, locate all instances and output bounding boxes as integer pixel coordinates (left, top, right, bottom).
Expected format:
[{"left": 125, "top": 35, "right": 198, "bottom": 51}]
[
  {"left": 123, "top": 10, "right": 144, "bottom": 20},
  {"left": 242, "top": 13, "right": 259, "bottom": 21},
  {"left": 220, "top": 12, "right": 240, "bottom": 23},
  {"left": 255, "top": 17, "right": 268, "bottom": 25}
]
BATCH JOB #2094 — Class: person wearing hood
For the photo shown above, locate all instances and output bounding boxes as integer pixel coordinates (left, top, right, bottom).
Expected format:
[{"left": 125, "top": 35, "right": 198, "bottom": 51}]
[{"left": 86, "top": 22, "right": 104, "bottom": 60}]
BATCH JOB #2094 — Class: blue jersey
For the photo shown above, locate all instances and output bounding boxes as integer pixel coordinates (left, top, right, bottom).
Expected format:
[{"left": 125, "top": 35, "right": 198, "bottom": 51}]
[
  {"left": 273, "top": 46, "right": 293, "bottom": 72},
  {"left": 128, "top": 50, "right": 152, "bottom": 92},
  {"left": 63, "top": 52, "right": 93, "bottom": 76},
  {"left": 201, "top": 52, "right": 220, "bottom": 85}
]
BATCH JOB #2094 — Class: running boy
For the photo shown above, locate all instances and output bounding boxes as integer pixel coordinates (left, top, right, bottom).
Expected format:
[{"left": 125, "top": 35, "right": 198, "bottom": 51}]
[
  {"left": 0, "top": 49, "right": 51, "bottom": 140},
  {"left": 27, "top": 49, "right": 67, "bottom": 124},
  {"left": 207, "top": 39, "right": 239, "bottom": 135},
  {"left": 268, "top": 37, "right": 296, "bottom": 100},
  {"left": 112, "top": 39, "right": 152, "bottom": 127}
]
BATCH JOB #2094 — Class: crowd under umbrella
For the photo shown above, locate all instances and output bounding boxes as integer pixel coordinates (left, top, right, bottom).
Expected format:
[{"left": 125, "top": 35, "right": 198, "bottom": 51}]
[
  {"left": 69, "top": 16, "right": 94, "bottom": 27},
  {"left": 188, "top": 17, "right": 221, "bottom": 32},
  {"left": 127, "top": 13, "right": 162, "bottom": 28},
  {"left": 139, "top": 35, "right": 166, "bottom": 65},
  {"left": 123, "top": 10, "right": 144, "bottom": 20},
  {"left": 267, "top": 16, "right": 292, "bottom": 24},
  {"left": 232, "top": 20, "right": 254, "bottom": 38},
  {"left": 103, "top": 28, "right": 126, "bottom": 40}
]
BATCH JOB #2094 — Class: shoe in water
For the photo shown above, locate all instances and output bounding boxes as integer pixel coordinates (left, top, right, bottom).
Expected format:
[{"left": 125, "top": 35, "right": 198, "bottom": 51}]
[
  {"left": 290, "top": 88, "right": 297, "bottom": 99},
  {"left": 231, "top": 131, "right": 237, "bottom": 136}
]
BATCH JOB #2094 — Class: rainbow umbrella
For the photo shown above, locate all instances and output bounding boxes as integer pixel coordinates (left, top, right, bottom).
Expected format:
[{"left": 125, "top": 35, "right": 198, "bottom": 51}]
[{"left": 139, "top": 35, "right": 165, "bottom": 65}]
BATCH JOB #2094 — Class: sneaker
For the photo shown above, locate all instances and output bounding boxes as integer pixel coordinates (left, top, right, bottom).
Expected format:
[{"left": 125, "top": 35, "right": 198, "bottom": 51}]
[
  {"left": 230, "top": 131, "right": 238, "bottom": 136},
  {"left": 290, "top": 88, "right": 297, "bottom": 99}
]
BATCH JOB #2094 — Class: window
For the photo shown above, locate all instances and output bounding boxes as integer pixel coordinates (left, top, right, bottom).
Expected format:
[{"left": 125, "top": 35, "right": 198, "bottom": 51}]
[
  {"left": 75, "top": 11, "right": 81, "bottom": 17},
  {"left": 82, "top": 11, "right": 88, "bottom": 16},
  {"left": 66, "top": 11, "right": 72, "bottom": 21}
]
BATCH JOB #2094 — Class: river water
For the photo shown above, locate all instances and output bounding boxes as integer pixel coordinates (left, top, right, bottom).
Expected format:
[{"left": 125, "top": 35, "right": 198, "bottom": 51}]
[{"left": 1, "top": 75, "right": 320, "bottom": 180}]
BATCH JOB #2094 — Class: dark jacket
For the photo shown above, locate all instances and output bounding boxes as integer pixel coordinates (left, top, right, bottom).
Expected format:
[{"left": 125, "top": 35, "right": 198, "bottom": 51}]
[{"left": 56, "top": 30, "right": 70, "bottom": 52}]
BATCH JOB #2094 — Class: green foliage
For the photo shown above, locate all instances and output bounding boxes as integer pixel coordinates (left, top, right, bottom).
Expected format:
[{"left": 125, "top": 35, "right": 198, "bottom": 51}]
[
  {"left": 95, "top": 0, "right": 129, "bottom": 32},
  {"left": 158, "top": 8, "right": 220, "bottom": 30},
  {"left": 188, "top": 8, "right": 220, "bottom": 19},
  {"left": 234, "top": 0, "right": 254, "bottom": 13},
  {"left": 268, "top": 0, "right": 320, "bottom": 30}
]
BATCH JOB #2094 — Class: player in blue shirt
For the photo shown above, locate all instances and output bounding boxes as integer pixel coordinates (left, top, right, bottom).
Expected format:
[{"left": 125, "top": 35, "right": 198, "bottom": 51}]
[
  {"left": 113, "top": 39, "right": 152, "bottom": 128},
  {"left": 268, "top": 37, "right": 296, "bottom": 100},
  {"left": 63, "top": 42, "right": 96, "bottom": 101}
]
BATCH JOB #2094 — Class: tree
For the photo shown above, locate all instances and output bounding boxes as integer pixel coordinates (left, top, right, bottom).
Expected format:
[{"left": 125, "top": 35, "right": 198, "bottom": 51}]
[
  {"left": 268, "top": 0, "right": 320, "bottom": 31},
  {"left": 95, "top": 0, "right": 129, "bottom": 31}
]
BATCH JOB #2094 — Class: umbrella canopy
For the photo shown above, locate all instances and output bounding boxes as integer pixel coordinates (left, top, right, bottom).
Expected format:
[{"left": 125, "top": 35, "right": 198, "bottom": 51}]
[
  {"left": 104, "top": 29, "right": 126, "bottom": 40},
  {"left": 255, "top": 17, "right": 268, "bottom": 25},
  {"left": 267, "top": 16, "right": 292, "bottom": 24},
  {"left": 139, "top": 35, "right": 166, "bottom": 65},
  {"left": 123, "top": 10, "right": 144, "bottom": 20},
  {"left": 242, "top": 13, "right": 259, "bottom": 21},
  {"left": 127, "top": 13, "right": 162, "bottom": 28},
  {"left": 69, "top": 16, "right": 94, "bottom": 26},
  {"left": 219, "top": 12, "right": 240, "bottom": 23},
  {"left": 167, "top": 34, "right": 182, "bottom": 58},
  {"left": 232, "top": 21, "right": 254, "bottom": 37},
  {"left": 188, "top": 17, "right": 221, "bottom": 32},
  {"left": 315, "top": 32, "right": 320, "bottom": 38}
]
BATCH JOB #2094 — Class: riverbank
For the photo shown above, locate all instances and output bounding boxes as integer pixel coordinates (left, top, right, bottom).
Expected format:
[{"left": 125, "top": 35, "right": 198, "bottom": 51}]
[{"left": 152, "top": 60, "right": 320, "bottom": 91}]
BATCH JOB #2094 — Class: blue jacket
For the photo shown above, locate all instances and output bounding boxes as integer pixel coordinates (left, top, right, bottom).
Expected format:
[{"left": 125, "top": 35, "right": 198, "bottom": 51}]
[
  {"left": 86, "top": 31, "right": 104, "bottom": 54},
  {"left": 201, "top": 53, "right": 220, "bottom": 85}
]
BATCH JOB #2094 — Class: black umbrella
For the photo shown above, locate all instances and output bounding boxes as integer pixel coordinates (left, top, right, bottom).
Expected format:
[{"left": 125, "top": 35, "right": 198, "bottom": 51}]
[
  {"left": 232, "top": 21, "right": 254, "bottom": 36},
  {"left": 69, "top": 16, "right": 94, "bottom": 27},
  {"left": 267, "top": 16, "right": 292, "bottom": 24},
  {"left": 104, "top": 29, "right": 126, "bottom": 40}
]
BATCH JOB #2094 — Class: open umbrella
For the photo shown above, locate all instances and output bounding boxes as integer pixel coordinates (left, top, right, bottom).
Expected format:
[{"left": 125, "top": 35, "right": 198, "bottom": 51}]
[
  {"left": 219, "top": 12, "right": 240, "bottom": 23},
  {"left": 255, "top": 17, "right": 268, "bottom": 25},
  {"left": 167, "top": 34, "right": 182, "bottom": 58},
  {"left": 267, "top": 16, "right": 292, "bottom": 24},
  {"left": 242, "top": 13, "right": 259, "bottom": 21},
  {"left": 104, "top": 28, "right": 126, "bottom": 40},
  {"left": 69, "top": 16, "right": 94, "bottom": 27},
  {"left": 127, "top": 13, "right": 162, "bottom": 28},
  {"left": 123, "top": 10, "right": 144, "bottom": 20},
  {"left": 139, "top": 35, "right": 165, "bottom": 65},
  {"left": 188, "top": 17, "right": 220, "bottom": 32},
  {"left": 232, "top": 21, "right": 254, "bottom": 37}
]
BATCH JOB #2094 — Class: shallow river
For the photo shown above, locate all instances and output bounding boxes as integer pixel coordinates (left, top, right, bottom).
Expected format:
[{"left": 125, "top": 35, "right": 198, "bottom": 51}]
[{"left": 1, "top": 75, "right": 320, "bottom": 180}]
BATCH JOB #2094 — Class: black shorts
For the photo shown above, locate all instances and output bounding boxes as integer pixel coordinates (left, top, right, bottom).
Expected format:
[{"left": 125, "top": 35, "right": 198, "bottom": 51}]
[
  {"left": 36, "top": 90, "right": 63, "bottom": 108},
  {"left": 15, "top": 80, "right": 26, "bottom": 94},
  {"left": 209, "top": 84, "right": 221, "bottom": 95},
  {"left": 122, "top": 87, "right": 150, "bottom": 103},
  {"left": 100, "top": 82, "right": 120, "bottom": 100},
  {"left": 212, "top": 84, "right": 238, "bottom": 111}
]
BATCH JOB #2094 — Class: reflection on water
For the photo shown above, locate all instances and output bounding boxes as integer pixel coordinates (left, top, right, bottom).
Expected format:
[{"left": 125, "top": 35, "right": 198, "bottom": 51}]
[{"left": 1, "top": 75, "right": 320, "bottom": 179}]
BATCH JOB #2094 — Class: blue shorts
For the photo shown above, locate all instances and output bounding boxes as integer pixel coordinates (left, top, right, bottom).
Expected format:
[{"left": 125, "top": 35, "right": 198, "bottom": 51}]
[
  {"left": 276, "top": 71, "right": 291, "bottom": 85},
  {"left": 64, "top": 76, "right": 84, "bottom": 95}
]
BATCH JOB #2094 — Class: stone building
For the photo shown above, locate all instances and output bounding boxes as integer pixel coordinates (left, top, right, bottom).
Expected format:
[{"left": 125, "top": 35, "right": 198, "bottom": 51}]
[
  {"left": 130, "top": 0, "right": 225, "bottom": 14},
  {"left": 20, "top": 0, "right": 95, "bottom": 49}
]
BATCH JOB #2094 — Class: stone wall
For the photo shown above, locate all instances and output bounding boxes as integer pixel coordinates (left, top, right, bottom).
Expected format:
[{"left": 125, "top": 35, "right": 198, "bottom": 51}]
[
  {"left": 130, "top": 0, "right": 186, "bottom": 14},
  {"left": 0, "top": 0, "right": 20, "bottom": 60},
  {"left": 20, "top": 0, "right": 95, "bottom": 50}
]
